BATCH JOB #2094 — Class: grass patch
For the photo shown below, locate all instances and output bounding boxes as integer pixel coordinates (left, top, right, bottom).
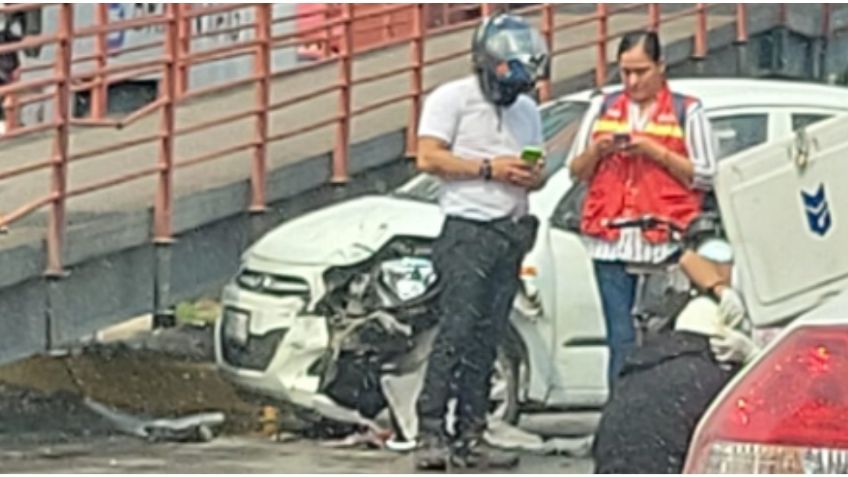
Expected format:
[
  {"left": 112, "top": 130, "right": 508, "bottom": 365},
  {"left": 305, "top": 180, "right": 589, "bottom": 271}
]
[{"left": 175, "top": 299, "right": 220, "bottom": 326}]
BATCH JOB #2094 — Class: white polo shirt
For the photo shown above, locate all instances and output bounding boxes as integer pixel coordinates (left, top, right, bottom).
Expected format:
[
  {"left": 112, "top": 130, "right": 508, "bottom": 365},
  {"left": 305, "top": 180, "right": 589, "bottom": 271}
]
[{"left": 417, "top": 75, "right": 544, "bottom": 221}]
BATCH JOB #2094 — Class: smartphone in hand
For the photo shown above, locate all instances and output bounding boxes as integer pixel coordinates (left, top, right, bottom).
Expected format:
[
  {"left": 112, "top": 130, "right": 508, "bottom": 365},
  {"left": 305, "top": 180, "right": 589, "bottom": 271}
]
[
  {"left": 521, "top": 146, "right": 544, "bottom": 165},
  {"left": 613, "top": 133, "right": 631, "bottom": 149}
]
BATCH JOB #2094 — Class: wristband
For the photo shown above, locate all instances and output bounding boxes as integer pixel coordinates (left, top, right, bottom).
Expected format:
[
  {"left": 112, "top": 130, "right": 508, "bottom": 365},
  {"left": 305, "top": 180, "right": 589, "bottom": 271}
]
[{"left": 479, "top": 159, "right": 493, "bottom": 181}]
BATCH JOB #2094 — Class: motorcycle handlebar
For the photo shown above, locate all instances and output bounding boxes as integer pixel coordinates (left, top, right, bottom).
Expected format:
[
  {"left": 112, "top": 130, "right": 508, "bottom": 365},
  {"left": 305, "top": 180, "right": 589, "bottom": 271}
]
[{"left": 606, "top": 215, "right": 684, "bottom": 233}]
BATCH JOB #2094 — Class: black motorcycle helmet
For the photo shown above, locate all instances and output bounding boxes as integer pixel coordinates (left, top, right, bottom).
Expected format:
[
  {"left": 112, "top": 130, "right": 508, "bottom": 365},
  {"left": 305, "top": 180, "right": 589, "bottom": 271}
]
[{"left": 471, "top": 13, "right": 549, "bottom": 107}]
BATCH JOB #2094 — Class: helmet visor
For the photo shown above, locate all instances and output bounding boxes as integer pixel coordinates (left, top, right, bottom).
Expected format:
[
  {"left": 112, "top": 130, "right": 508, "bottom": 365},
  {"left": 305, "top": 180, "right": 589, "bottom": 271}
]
[{"left": 484, "top": 26, "right": 548, "bottom": 78}]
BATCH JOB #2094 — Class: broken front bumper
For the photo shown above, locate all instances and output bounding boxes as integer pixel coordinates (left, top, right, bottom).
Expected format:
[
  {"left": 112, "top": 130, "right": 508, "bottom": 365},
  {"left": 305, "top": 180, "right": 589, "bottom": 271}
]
[{"left": 215, "top": 282, "right": 329, "bottom": 402}]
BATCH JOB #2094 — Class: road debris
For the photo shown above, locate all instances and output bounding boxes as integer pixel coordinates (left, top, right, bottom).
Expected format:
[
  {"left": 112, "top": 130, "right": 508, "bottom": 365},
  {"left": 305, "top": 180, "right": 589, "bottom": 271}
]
[{"left": 83, "top": 398, "right": 226, "bottom": 443}]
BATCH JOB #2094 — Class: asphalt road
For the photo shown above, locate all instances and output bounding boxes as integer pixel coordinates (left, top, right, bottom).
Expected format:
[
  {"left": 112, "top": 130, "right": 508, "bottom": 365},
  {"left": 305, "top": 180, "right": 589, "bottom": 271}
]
[{"left": 0, "top": 435, "right": 595, "bottom": 473}]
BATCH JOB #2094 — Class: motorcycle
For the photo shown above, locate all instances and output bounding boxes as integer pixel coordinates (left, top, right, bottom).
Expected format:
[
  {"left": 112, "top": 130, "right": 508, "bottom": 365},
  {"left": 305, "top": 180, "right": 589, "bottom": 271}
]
[{"left": 607, "top": 211, "right": 735, "bottom": 344}]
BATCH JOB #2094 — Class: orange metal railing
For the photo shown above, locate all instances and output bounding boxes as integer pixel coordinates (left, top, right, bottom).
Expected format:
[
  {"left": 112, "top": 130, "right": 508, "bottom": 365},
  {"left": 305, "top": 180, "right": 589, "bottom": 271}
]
[{"left": 0, "top": 3, "right": 830, "bottom": 275}]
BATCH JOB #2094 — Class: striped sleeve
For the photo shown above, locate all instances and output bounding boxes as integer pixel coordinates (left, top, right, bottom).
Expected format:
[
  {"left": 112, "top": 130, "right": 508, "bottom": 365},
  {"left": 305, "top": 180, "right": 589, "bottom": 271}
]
[
  {"left": 685, "top": 101, "right": 718, "bottom": 190},
  {"left": 566, "top": 98, "right": 603, "bottom": 171}
]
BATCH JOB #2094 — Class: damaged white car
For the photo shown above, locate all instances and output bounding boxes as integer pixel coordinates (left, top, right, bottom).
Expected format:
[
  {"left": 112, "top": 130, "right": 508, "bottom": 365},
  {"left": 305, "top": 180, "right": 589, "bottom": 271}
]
[{"left": 214, "top": 79, "right": 848, "bottom": 439}]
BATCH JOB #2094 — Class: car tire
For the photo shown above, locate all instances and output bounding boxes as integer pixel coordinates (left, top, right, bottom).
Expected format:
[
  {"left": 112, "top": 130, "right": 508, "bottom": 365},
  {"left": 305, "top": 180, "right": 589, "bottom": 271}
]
[
  {"left": 490, "top": 346, "right": 520, "bottom": 425},
  {"left": 490, "top": 326, "right": 525, "bottom": 425}
]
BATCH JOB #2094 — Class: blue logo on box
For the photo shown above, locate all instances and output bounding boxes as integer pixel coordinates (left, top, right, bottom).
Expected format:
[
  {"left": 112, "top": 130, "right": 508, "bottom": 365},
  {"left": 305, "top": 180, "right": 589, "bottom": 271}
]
[{"left": 801, "top": 184, "right": 832, "bottom": 237}]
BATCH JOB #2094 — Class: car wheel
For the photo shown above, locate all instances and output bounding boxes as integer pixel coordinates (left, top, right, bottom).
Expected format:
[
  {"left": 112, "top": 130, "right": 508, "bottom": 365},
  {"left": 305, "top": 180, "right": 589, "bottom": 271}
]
[
  {"left": 489, "top": 326, "right": 526, "bottom": 424},
  {"left": 489, "top": 341, "right": 522, "bottom": 425}
]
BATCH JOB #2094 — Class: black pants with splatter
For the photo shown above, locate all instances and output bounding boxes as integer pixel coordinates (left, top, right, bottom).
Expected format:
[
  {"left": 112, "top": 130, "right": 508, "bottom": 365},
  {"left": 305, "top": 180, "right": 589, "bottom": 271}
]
[{"left": 416, "top": 214, "right": 537, "bottom": 439}]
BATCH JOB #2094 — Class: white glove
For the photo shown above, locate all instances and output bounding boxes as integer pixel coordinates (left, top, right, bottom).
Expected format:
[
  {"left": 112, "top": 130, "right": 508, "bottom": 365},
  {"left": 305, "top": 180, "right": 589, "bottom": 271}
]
[
  {"left": 710, "top": 328, "right": 759, "bottom": 364},
  {"left": 718, "top": 288, "right": 747, "bottom": 330}
]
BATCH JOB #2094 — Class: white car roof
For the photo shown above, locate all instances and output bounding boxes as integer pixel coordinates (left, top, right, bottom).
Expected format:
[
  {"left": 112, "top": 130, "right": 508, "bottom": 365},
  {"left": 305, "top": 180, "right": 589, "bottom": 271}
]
[{"left": 557, "top": 78, "right": 848, "bottom": 112}]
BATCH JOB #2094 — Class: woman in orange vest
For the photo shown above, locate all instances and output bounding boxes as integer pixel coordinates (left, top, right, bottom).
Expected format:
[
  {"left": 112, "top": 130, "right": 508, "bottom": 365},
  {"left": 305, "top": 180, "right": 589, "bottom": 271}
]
[{"left": 569, "top": 31, "right": 717, "bottom": 387}]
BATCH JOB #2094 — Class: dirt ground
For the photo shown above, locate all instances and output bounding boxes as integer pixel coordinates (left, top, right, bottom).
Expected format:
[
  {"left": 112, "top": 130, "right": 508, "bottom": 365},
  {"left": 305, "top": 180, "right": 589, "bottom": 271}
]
[
  {"left": 0, "top": 323, "right": 596, "bottom": 473},
  {"left": 0, "top": 325, "right": 269, "bottom": 444}
]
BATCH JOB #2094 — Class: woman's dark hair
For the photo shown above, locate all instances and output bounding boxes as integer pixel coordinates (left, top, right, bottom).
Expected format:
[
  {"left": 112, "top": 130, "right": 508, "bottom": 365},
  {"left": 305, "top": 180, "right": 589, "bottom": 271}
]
[{"left": 617, "top": 31, "right": 662, "bottom": 62}]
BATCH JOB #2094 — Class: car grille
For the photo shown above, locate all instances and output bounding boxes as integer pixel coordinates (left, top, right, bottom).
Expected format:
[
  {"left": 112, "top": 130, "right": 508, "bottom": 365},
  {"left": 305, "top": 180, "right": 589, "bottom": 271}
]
[
  {"left": 235, "top": 269, "right": 311, "bottom": 301},
  {"left": 221, "top": 326, "right": 289, "bottom": 372}
]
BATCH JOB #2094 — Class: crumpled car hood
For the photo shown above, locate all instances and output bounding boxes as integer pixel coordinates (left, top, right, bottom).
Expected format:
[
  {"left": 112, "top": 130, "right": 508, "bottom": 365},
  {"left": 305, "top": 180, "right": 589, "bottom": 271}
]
[{"left": 246, "top": 196, "right": 444, "bottom": 266}]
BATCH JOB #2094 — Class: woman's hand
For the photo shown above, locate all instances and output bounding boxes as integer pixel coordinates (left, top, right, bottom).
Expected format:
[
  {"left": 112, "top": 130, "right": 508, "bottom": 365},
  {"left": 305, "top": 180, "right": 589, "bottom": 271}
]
[
  {"left": 591, "top": 134, "right": 618, "bottom": 159},
  {"left": 624, "top": 134, "right": 665, "bottom": 161},
  {"left": 625, "top": 134, "right": 695, "bottom": 185}
]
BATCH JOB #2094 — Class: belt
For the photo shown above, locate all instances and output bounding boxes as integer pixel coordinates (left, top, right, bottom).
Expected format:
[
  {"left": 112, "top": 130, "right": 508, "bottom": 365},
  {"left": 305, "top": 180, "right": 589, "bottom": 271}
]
[{"left": 445, "top": 214, "right": 539, "bottom": 253}]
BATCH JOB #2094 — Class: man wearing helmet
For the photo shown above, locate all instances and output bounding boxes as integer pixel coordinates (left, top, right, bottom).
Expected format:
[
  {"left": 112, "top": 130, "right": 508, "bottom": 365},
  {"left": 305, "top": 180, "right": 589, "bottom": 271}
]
[{"left": 412, "top": 13, "right": 548, "bottom": 470}]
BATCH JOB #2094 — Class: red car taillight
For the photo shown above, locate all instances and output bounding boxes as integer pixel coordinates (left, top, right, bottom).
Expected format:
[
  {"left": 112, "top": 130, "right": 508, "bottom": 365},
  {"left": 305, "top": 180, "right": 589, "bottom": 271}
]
[{"left": 685, "top": 325, "right": 848, "bottom": 474}]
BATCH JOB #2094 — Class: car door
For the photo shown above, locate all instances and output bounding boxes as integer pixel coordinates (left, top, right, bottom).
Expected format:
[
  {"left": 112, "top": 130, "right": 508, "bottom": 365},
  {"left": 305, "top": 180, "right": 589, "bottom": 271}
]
[
  {"left": 543, "top": 180, "right": 609, "bottom": 408},
  {"left": 515, "top": 99, "right": 597, "bottom": 404},
  {"left": 530, "top": 95, "right": 609, "bottom": 408}
]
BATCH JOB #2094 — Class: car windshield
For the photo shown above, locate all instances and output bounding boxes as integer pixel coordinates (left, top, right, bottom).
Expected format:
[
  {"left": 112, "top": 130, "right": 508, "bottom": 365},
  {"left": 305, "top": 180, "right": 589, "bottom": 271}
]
[{"left": 393, "top": 100, "right": 590, "bottom": 203}]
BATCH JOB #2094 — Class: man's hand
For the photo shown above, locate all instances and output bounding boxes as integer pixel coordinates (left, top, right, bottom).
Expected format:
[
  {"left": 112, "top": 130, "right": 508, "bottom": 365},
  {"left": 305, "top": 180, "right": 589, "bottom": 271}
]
[
  {"left": 710, "top": 328, "right": 759, "bottom": 364},
  {"left": 491, "top": 156, "right": 541, "bottom": 189},
  {"left": 718, "top": 287, "right": 747, "bottom": 330},
  {"left": 527, "top": 159, "right": 546, "bottom": 190}
]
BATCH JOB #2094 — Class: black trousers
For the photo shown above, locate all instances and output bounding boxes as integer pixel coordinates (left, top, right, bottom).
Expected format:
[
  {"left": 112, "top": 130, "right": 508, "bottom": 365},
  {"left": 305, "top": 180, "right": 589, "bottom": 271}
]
[{"left": 416, "top": 215, "right": 537, "bottom": 438}]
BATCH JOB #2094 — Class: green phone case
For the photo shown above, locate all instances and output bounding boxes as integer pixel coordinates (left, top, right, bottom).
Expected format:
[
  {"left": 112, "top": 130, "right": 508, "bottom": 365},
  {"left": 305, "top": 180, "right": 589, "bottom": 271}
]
[{"left": 521, "top": 146, "right": 543, "bottom": 164}]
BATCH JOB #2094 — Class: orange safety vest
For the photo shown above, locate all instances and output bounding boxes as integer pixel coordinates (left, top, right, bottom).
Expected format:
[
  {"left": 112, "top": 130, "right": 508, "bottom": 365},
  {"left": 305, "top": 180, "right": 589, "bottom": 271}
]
[{"left": 580, "top": 85, "right": 703, "bottom": 244}]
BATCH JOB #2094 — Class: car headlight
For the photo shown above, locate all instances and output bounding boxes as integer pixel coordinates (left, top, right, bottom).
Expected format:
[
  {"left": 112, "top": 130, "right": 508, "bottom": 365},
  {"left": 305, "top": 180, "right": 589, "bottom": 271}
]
[
  {"left": 379, "top": 257, "right": 437, "bottom": 303},
  {"left": 236, "top": 269, "right": 264, "bottom": 290},
  {"left": 222, "top": 307, "right": 251, "bottom": 347},
  {"left": 265, "top": 276, "right": 310, "bottom": 296}
]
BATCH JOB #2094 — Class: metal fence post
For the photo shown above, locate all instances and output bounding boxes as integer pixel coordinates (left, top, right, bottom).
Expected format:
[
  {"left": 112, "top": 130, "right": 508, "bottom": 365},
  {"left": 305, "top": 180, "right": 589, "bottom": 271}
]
[
  {"left": 736, "top": 3, "right": 748, "bottom": 44},
  {"left": 406, "top": 3, "right": 424, "bottom": 157},
  {"left": 648, "top": 4, "right": 660, "bottom": 31},
  {"left": 734, "top": 3, "right": 749, "bottom": 76},
  {"left": 251, "top": 3, "right": 271, "bottom": 211},
  {"left": 91, "top": 3, "right": 108, "bottom": 119},
  {"left": 595, "top": 4, "right": 608, "bottom": 88},
  {"left": 46, "top": 3, "right": 73, "bottom": 276},
  {"left": 693, "top": 3, "right": 707, "bottom": 75},
  {"left": 332, "top": 3, "right": 353, "bottom": 184},
  {"left": 694, "top": 3, "right": 707, "bottom": 59},
  {"left": 176, "top": 3, "right": 191, "bottom": 96},
  {"left": 154, "top": 4, "right": 178, "bottom": 242},
  {"left": 538, "top": 3, "right": 554, "bottom": 102},
  {"left": 2, "top": 94, "right": 18, "bottom": 132},
  {"left": 817, "top": 4, "right": 831, "bottom": 80}
]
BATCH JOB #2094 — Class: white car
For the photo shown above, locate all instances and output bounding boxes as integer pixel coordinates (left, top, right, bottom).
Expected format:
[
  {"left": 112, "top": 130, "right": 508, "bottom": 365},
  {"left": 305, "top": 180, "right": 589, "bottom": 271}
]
[
  {"left": 684, "top": 108, "right": 848, "bottom": 473},
  {"left": 215, "top": 78, "right": 848, "bottom": 416}
]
